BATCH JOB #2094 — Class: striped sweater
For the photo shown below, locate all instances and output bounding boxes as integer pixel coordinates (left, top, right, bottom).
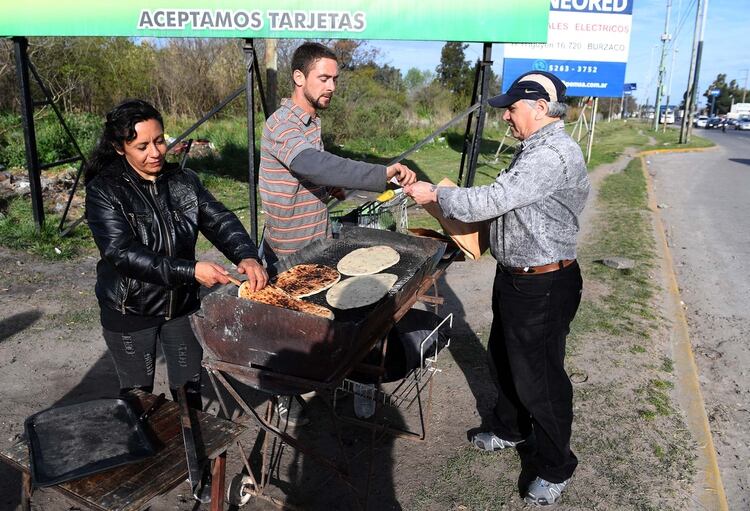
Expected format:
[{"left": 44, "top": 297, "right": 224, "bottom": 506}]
[{"left": 259, "top": 98, "right": 387, "bottom": 261}]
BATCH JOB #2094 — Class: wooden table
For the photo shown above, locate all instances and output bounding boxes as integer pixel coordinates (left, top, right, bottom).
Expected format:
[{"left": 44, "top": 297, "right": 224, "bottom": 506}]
[{"left": 0, "top": 391, "right": 244, "bottom": 511}]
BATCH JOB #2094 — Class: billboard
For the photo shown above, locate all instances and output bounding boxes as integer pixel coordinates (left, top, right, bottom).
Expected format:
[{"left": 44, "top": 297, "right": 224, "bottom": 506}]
[
  {"left": 503, "top": 0, "right": 634, "bottom": 97},
  {"left": 0, "top": 0, "right": 549, "bottom": 43}
]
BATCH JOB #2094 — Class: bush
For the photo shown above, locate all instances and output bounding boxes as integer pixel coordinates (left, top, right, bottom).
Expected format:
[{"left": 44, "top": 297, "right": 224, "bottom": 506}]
[
  {"left": 321, "top": 67, "right": 409, "bottom": 149},
  {"left": 0, "top": 111, "right": 100, "bottom": 169}
]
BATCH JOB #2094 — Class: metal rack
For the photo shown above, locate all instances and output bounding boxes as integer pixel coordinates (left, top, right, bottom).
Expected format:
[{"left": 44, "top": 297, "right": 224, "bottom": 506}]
[
  {"left": 334, "top": 313, "right": 453, "bottom": 441},
  {"left": 331, "top": 192, "right": 408, "bottom": 234}
]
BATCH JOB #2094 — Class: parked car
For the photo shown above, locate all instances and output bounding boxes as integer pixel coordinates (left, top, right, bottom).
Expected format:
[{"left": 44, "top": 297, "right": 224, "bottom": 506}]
[
  {"left": 736, "top": 118, "right": 750, "bottom": 130},
  {"left": 725, "top": 118, "right": 739, "bottom": 129},
  {"left": 660, "top": 109, "right": 675, "bottom": 124},
  {"left": 694, "top": 115, "right": 709, "bottom": 128},
  {"left": 705, "top": 117, "right": 725, "bottom": 129}
]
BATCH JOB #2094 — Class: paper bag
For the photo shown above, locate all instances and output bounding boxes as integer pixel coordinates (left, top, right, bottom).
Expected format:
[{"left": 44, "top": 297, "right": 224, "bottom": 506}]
[{"left": 422, "top": 178, "right": 490, "bottom": 260}]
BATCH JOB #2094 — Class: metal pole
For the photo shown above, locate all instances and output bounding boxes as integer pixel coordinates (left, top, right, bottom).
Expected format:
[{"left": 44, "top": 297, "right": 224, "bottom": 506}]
[
  {"left": 742, "top": 69, "right": 748, "bottom": 103},
  {"left": 653, "top": 0, "right": 672, "bottom": 131},
  {"left": 465, "top": 43, "right": 493, "bottom": 188},
  {"left": 243, "top": 39, "right": 258, "bottom": 244},
  {"left": 680, "top": 0, "right": 708, "bottom": 143},
  {"left": 586, "top": 98, "right": 598, "bottom": 164},
  {"left": 664, "top": 46, "right": 678, "bottom": 132},
  {"left": 456, "top": 55, "right": 482, "bottom": 187},
  {"left": 12, "top": 37, "right": 44, "bottom": 231}
]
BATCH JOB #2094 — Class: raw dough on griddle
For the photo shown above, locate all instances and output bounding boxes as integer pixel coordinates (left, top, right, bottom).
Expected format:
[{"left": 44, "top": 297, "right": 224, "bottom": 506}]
[
  {"left": 336, "top": 245, "right": 400, "bottom": 276},
  {"left": 326, "top": 273, "right": 399, "bottom": 310}
]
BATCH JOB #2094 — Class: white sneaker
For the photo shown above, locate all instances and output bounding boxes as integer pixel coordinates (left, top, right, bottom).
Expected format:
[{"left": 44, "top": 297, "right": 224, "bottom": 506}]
[
  {"left": 524, "top": 476, "right": 569, "bottom": 506},
  {"left": 471, "top": 431, "right": 524, "bottom": 451}
]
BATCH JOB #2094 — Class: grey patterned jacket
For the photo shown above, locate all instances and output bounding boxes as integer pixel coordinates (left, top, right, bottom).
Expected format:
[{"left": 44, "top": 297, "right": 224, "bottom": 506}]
[{"left": 436, "top": 120, "right": 590, "bottom": 267}]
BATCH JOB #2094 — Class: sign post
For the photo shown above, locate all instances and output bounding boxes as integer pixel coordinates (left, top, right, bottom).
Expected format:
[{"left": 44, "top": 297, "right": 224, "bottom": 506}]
[
  {"left": 709, "top": 88, "right": 720, "bottom": 117},
  {"left": 622, "top": 82, "right": 637, "bottom": 118}
]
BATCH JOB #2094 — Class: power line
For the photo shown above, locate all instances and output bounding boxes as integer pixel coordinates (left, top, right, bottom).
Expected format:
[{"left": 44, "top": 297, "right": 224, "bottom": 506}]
[{"left": 669, "top": 0, "right": 697, "bottom": 49}]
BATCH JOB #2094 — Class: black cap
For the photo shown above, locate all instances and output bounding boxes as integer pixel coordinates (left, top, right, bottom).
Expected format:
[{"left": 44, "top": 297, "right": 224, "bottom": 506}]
[{"left": 488, "top": 71, "right": 566, "bottom": 108}]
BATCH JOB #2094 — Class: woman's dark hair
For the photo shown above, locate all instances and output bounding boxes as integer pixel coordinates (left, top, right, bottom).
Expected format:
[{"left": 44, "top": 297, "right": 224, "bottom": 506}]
[{"left": 84, "top": 99, "right": 163, "bottom": 184}]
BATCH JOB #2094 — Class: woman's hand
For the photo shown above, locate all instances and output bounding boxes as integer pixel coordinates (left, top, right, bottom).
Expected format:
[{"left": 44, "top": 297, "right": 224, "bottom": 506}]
[
  {"left": 236, "top": 258, "right": 268, "bottom": 292},
  {"left": 194, "top": 261, "right": 234, "bottom": 288}
]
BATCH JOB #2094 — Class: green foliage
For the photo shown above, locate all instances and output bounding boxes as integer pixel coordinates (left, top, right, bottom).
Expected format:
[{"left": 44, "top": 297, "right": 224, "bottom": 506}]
[
  {"left": 0, "top": 111, "right": 100, "bottom": 169},
  {"left": 0, "top": 197, "right": 94, "bottom": 259},
  {"left": 703, "top": 73, "right": 749, "bottom": 115},
  {"left": 436, "top": 42, "right": 473, "bottom": 111},
  {"left": 321, "top": 66, "right": 409, "bottom": 147}
]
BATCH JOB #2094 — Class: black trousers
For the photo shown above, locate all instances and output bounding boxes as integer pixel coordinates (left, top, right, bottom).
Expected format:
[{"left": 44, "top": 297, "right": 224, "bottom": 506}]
[
  {"left": 488, "top": 261, "right": 582, "bottom": 483},
  {"left": 103, "top": 314, "right": 203, "bottom": 407}
]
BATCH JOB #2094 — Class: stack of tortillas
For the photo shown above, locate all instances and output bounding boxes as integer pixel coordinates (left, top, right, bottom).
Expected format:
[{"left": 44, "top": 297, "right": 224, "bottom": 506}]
[{"left": 327, "top": 245, "right": 400, "bottom": 310}]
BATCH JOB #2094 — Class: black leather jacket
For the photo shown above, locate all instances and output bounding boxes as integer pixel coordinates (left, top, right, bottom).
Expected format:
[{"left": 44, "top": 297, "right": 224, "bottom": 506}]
[{"left": 85, "top": 158, "right": 259, "bottom": 318}]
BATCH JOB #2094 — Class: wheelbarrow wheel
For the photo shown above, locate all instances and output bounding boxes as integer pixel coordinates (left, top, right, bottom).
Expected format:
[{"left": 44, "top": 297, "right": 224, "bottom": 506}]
[{"left": 227, "top": 473, "right": 254, "bottom": 506}]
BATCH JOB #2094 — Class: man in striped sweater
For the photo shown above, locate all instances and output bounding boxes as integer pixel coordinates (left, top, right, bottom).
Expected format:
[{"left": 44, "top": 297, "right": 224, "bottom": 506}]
[{"left": 259, "top": 42, "right": 416, "bottom": 264}]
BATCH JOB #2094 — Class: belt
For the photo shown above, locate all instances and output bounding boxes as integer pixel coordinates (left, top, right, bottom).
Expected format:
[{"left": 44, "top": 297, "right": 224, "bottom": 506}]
[{"left": 502, "top": 259, "right": 576, "bottom": 275}]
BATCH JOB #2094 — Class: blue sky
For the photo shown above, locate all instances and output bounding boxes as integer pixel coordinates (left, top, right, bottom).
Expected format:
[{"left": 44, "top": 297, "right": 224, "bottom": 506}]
[{"left": 371, "top": 0, "right": 748, "bottom": 108}]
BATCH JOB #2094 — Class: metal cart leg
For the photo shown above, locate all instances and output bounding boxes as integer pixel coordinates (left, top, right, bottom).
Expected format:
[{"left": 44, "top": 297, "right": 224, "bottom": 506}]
[
  {"left": 21, "top": 471, "right": 32, "bottom": 511},
  {"left": 210, "top": 452, "right": 226, "bottom": 511},
  {"left": 206, "top": 366, "right": 362, "bottom": 509}
]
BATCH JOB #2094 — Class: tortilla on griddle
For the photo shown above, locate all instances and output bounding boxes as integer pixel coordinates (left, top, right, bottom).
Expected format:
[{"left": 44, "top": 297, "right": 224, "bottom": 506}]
[
  {"left": 238, "top": 284, "right": 334, "bottom": 320},
  {"left": 326, "top": 273, "right": 399, "bottom": 310},
  {"left": 336, "top": 245, "right": 400, "bottom": 276},
  {"left": 273, "top": 264, "right": 341, "bottom": 298}
]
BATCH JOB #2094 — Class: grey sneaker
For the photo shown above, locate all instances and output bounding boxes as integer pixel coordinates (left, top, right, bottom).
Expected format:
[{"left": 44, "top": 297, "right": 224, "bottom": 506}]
[
  {"left": 471, "top": 431, "right": 524, "bottom": 451},
  {"left": 275, "top": 395, "right": 309, "bottom": 427},
  {"left": 524, "top": 477, "right": 569, "bottom": 506}
]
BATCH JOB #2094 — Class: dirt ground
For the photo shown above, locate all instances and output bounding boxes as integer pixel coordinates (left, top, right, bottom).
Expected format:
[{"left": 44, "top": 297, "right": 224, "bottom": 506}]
[{"left": 0, "top": 150, "right": 711, "bottom": 510}]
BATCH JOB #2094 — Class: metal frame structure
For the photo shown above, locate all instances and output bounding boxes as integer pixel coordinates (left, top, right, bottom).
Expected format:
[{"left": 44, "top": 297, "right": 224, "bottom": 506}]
[{"left": 10, "top": 37, "right": 493, "bottom": 241}]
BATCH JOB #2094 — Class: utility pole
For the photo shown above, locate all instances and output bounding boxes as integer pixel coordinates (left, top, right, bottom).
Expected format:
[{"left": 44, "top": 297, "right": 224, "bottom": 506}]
[
  {"left": 680, "top": 0, "right": 709, "bottom": 144},
  {"left": 264, "top": 39, "right": 278, "bottom": 112},
  {"left": 663, "top": 46, "right": 678, "bottom": 131},
  {"left": 743, "top": 68, "right": 749, "bottom": 103},
  {"left": 653, "top": 0, "right": 672, "bottom": 131}
]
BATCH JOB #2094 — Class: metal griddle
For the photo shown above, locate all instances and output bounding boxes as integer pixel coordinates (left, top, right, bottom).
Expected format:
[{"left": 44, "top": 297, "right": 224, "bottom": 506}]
[
  {"left": 24, "top": 398, "right": 158, "bottom": 487},
  {"left": 190, "top": 227, "right": 446, "bottom": 395}
]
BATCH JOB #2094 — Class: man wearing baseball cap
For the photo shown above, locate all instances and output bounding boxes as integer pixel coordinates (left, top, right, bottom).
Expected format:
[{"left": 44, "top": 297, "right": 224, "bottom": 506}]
[{"left": 405, "top": 71, "right": 590, "bottom": 505}]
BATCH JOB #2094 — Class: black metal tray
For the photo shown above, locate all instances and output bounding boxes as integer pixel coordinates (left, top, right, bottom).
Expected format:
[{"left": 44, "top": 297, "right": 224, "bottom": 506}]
[{"left": 24, "top": 398, "right": 158, "bottom": 487}]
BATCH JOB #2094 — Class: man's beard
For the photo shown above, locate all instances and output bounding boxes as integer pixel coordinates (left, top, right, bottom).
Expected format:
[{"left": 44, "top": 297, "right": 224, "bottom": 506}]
[{"left": 306, "top": 90, "right": 332, "bottom": 110}]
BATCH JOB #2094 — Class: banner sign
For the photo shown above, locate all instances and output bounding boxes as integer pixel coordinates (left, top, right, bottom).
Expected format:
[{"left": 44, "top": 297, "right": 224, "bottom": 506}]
[
  {"left": 0, "top": 0, "right": 549, "bottom": 43},
  {"left": 502, "top": 0, "right": 634, "bottom": 98}
]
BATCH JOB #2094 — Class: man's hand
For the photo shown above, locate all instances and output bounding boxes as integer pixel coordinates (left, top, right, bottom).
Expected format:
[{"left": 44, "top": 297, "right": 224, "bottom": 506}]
[
  {"left": 194, "top": 261, "right": 234, "bottom": 288},
  {"left": 236, "top": 258, "right": 268, "bottom": 292},
  {"left": 386, "top": 163, "right": 417, "bottom": 186},
  {"left": 328, "top": 187, "right": 346, "bottom": 201},
  {"left": 404, "top": 181, "right": 438, "bottom": 205}
]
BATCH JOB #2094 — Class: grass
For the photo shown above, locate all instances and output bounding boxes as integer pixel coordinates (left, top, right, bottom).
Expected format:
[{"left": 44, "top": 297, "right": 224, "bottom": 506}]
[{"left": 0, "top": 197, "right": 94, "bottom": 259}]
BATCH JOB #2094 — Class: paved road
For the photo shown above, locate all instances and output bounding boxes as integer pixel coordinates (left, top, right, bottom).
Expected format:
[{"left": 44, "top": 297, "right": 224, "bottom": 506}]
[{"left": 649, "top": 127, "right": 750, "bottom": 509}]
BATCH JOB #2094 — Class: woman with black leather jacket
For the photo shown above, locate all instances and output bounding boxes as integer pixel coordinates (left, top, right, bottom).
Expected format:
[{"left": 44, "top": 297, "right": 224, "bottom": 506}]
[{"left": 84, "top": 99, "right": 268, "bottom": 409}]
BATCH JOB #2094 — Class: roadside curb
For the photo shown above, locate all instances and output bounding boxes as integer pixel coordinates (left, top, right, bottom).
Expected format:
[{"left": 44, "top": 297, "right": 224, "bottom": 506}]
[
  {"left": 639, "top": 152, "right": 729, "bottom": 511},
  {"left": 639, "top": 145, "right": 717, "bottom": 156}
]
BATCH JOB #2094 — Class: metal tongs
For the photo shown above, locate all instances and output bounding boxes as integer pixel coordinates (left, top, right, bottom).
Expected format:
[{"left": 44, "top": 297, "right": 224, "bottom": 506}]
[{"left": 176, "top": 385, "right": 212, "bottom": 503}]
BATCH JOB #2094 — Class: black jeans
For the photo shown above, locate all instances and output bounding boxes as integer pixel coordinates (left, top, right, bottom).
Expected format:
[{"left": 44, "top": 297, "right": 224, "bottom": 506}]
[
  {"left": 103, "top": 314, "right": 203, "bottom": 407},
  {"left": 488, "top": 261, "right": 582, "bottom": 483}
]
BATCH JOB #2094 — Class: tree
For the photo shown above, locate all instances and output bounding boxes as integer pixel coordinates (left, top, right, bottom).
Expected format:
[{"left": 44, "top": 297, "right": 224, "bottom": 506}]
[
  {"left": 436, "top": 42, "right": 472, "bottom": 95},
  {"left": 404, "top": 68, "right": 434, "bottom": 91},
  {"left": 702, "top": 73, "right": 749, "bottom": 115}
]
